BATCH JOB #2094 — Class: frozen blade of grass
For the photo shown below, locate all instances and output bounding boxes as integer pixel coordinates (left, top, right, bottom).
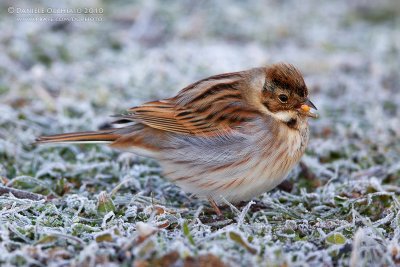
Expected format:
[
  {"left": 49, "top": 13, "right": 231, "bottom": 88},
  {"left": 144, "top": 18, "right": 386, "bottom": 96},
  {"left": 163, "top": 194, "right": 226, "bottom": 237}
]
[
  {"left": 34, "top": 162, "right": 66, "bottom": 179},
  {"left": 182, "top": 221, "right": 195, "bottom": 246},
  {"left": 110, "top": 178, "right": 132, "bottom": 197},
  {"left": 5, "top": 176, "right": 56, "bottom": 199},
  {"left": 6, "top": 223, "right": 34, "bottom": 244},
  {"left": 221, "top": 197, "right": 241, "bottom": 216},
  {"left": 192, "top": 205, "right": 204, "bottom": 222},
  {"left": 0, "top": 185, "right": 46, "bottom": 200},
  {"left": 0, "top": 201, "right": 35, "bottom": 216},
  {"left": 237, "top": 201, "right": 254, "bottom": 227},
  {"left": 38, "top": 231, "right": 85, "bottom": 245},
  {"left": 228, "top": 231, "right": 257, "bottom": 255},
  {"left": 261, "top": 198, "right": 303, "bottom": 219},
  {"left": 372, "top": 210, "right": 394, "bottom": 228},
  {"left": 71, "top": 223, "right": 101, "bottom": 234},
  {"left": 101, "top": 211, "right": 115, "bottom": 229},
  {"left": 204, "top": 219, "right": 233, "bottom": 227}
]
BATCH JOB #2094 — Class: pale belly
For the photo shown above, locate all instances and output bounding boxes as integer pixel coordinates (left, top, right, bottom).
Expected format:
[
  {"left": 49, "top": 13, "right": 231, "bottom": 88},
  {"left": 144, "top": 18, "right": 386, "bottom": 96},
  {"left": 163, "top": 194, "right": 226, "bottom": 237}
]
[{"left": 159, "top": 123, "right": 309, "bottom": 204}]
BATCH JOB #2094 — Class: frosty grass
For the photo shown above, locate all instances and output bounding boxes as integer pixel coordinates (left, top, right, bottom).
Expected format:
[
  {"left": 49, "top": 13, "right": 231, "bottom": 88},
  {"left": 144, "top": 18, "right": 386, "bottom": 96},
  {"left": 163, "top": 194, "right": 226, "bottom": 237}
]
[{"left": 0, "top": 0, "right": 399, "bottom": 266}]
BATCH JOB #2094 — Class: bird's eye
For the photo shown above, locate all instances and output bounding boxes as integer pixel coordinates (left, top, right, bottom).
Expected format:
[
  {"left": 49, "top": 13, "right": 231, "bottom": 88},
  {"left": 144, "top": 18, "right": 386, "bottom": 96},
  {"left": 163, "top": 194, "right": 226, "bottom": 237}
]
[{"left": 278, "top": 94, "right": 288, "bottom": 103}]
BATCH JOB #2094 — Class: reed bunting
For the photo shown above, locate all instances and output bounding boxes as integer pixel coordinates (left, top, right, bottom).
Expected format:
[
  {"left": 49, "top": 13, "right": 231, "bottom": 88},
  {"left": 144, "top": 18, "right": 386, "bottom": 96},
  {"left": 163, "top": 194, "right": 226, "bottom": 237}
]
[{"left": 37, "top": 63, "right": 317, "bottom": 215}]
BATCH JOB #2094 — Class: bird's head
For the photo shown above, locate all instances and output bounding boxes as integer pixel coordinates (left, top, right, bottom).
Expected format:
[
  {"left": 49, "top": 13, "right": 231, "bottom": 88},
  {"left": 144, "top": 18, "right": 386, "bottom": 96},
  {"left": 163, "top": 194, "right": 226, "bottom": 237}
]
[{"left": 256, "top": 63, "right": 317, "bottom": 127}]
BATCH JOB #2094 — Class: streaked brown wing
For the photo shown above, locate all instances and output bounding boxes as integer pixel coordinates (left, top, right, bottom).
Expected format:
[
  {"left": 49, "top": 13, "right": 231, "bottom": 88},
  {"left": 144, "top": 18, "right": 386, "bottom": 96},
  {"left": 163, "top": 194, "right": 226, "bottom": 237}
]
[{"left": 118, "top": 72, "right": 260, "bottom": 136}]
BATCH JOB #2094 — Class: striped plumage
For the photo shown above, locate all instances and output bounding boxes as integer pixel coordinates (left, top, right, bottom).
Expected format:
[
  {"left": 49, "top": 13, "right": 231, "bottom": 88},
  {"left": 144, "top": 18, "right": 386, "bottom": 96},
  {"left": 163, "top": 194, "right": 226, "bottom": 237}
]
[{"left": 37, "top": 63, "right": 317, "bottom": 209}]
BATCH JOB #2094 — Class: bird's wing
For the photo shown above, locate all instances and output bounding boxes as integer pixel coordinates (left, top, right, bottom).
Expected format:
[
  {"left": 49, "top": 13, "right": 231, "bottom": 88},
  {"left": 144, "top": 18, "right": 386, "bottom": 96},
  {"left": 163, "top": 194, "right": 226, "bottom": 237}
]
[{"left": 116, "top": 72, "right": 260, "bottom": 136}]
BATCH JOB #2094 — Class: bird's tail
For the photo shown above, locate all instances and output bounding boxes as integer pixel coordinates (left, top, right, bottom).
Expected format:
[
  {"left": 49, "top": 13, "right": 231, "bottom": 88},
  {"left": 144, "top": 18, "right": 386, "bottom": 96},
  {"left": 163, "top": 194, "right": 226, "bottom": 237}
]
[{"left": 35, "top": 129, "right": 120, "bottom": 144}]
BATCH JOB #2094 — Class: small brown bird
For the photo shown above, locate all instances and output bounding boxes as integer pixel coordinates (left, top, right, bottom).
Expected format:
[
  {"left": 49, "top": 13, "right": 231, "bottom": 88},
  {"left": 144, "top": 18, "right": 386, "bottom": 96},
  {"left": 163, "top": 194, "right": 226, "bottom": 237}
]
[{"left": 37, "top": 63, "right": 317, "bottom": 215}]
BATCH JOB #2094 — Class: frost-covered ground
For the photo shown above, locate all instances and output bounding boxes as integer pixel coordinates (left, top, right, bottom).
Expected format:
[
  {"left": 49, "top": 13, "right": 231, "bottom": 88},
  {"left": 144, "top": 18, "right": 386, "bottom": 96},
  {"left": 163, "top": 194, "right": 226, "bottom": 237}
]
[{"left": 0, "top": 0, "right": 400, "bottom": 266}]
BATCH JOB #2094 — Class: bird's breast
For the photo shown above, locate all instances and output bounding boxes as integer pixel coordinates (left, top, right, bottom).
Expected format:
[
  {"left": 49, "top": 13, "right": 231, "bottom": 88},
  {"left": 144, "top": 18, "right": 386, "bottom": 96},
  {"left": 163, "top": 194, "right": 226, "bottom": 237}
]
[
  {"left": 159, "top": 119, "right": 309, "bottom": 203},
  {"left": 233, "top": 123, "right": 309, "bottom": 200}
]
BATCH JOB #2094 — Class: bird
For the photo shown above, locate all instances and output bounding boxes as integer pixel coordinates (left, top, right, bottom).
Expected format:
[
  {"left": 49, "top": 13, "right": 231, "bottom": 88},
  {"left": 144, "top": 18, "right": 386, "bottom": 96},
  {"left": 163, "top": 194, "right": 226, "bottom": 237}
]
[{"left": 36, "top": 63, "right": 317, "bottom": 215}]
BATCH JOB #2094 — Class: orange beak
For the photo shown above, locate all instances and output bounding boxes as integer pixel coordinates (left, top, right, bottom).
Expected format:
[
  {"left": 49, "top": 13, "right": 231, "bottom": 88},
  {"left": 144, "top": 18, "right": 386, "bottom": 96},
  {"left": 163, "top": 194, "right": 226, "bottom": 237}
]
[{"left": 298, "top": 99, "right": 318, "bottom": 118}]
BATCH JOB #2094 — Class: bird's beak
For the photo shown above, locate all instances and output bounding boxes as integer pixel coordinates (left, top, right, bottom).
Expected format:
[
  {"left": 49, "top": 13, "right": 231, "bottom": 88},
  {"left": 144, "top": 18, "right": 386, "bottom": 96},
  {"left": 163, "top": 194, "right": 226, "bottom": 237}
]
[
  {"left": 305, "top": 98, "right": 317, "bottom": 110},
  {"left": 298, "top": 98, "right": 318, "bottom": 118}
]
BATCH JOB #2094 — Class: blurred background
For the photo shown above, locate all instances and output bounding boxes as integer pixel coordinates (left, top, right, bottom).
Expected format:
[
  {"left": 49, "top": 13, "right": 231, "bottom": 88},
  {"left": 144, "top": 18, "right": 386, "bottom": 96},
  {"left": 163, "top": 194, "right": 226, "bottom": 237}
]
[{"left": 0, "top": 0, "right": 400, "bottom": 266}]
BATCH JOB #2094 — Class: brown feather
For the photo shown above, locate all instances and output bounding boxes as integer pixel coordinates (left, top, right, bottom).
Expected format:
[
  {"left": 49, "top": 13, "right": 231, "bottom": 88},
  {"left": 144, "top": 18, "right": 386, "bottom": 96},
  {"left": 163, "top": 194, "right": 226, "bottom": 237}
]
[
  {"left": 35, "top": 130, "right": 120, "bottom": 144},
  {"left": 121, "top": 72, "right": 259, "bottom": 136}
]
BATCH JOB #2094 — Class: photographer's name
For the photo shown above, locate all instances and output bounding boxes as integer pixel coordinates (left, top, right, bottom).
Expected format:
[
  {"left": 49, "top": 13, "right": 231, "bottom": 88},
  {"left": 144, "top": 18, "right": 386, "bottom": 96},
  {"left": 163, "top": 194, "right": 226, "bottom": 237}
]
[{"left": 8, "top": 7, "right": 104, "bottom": 14}]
